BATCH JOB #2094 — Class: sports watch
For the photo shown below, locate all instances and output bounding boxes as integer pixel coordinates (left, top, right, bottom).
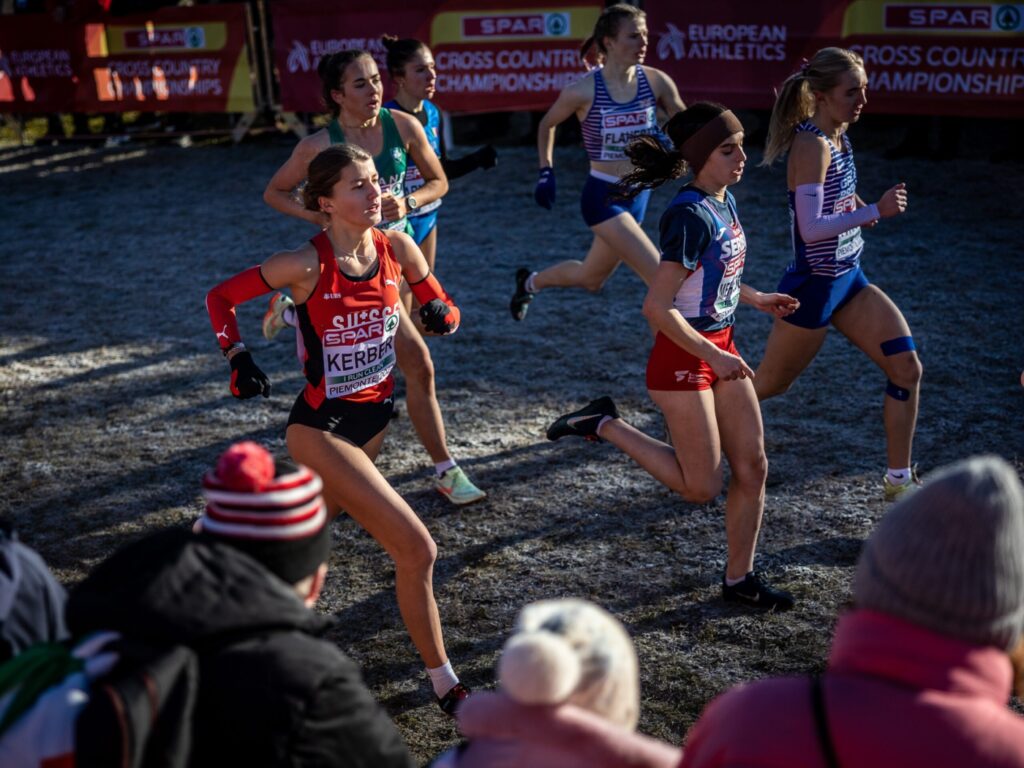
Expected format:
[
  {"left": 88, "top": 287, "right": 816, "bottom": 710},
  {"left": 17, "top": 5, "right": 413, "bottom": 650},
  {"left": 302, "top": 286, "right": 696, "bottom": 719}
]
[{"left": 407, "top": 196, "right": 420, "bottom": 211}]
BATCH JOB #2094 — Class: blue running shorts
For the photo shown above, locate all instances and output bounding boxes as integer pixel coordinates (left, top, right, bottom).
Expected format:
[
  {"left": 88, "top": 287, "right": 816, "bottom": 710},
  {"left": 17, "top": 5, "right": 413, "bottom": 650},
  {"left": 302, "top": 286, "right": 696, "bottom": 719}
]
[
  {"left": 408, "top": 211, "right": 439, "bottom": 246},
  {"left": 580, "top": 172, "right": 651, "bottom": 227},
  {"left": 777, "top": 266, "right": 870, "bottom": 329}
]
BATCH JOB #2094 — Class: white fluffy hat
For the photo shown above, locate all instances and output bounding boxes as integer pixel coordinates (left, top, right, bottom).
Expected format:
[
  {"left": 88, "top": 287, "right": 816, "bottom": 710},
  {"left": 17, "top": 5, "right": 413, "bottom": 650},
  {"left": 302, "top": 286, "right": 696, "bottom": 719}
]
[{"left": 497, "top": 599, "right": 640, "bottom": 730}]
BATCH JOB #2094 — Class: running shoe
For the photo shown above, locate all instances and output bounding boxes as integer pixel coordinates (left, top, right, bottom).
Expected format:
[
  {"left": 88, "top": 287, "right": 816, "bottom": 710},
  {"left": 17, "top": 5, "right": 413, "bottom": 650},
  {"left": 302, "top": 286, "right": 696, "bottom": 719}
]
[
  {"left": 546, "top": 396, "right": 619, "bottom": 442},
  {"left": 262, "top": 292, "right": 295, "bottom": 340},
  {"left": 721, "top": 571, "right": 795, "bottom": 611},
  {"left": 883, "top": 466, "right": 921, "bottom": 502},
  {"left": 437, "top": 681, "right": 471, "bottom": 716},
  {"left": 435, "top": 466, "right": 487, "bottom": 506},
  {"left": 509, "top": 268, "right": 534, "bottom": 321}
]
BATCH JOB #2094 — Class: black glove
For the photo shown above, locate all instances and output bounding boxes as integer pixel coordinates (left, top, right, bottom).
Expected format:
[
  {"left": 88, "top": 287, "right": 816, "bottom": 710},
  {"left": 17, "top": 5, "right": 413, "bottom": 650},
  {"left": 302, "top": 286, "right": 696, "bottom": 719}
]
[
  {"left": 473, "top": 144, "right": 498, "bottom": 170},
  {"left": 229, "top": 351, "right": 270, "bottom": 399},
  {"left": 419, "top": 299, "right": 460, "bottom": 335}
]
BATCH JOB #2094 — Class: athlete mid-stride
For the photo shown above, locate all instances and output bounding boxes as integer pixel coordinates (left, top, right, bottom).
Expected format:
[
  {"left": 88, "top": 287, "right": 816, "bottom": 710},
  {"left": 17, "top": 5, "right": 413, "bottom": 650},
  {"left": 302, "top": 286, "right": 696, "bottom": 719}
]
[
  {"left": 757, "top": 47, "right": 919, "bottom": 501},
  {"left": 207, "top": 144, "right": 470, "bottom": 715},
  {"left": 547, "top": 105, "right": 799, "bottom": 611},
  {"left": 262, "top": 49, "right": 486, "bottom": 506},
  {"left": 510, "top": 3, "right": 685, "bottom": 322}
]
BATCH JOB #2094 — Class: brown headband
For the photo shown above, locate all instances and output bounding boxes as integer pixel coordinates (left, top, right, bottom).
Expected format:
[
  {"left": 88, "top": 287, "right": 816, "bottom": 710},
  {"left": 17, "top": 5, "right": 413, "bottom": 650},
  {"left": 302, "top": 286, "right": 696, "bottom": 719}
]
[{"left": 679, "top": 110, "right": 744, "bottom": 174}]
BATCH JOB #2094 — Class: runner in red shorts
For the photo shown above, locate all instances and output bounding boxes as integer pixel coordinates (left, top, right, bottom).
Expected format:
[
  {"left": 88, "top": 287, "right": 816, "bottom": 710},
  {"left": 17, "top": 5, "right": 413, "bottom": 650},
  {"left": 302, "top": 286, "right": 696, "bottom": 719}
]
[{"left": 547, "top": 104, "right": 799, "bottom": 610}]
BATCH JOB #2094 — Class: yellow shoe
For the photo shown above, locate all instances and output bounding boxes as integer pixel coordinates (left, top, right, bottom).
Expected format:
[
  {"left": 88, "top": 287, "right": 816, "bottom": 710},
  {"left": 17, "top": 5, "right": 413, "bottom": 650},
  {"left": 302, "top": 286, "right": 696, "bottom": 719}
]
[{"left": 884, "top": 468, "right": 921, "bottom": 502}]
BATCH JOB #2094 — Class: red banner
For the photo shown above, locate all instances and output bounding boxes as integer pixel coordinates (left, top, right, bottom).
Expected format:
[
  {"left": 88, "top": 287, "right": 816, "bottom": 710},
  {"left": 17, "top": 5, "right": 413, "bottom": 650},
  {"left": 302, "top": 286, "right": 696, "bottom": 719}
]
[
  {"left": 0, "top": 4, "right": 256, "bottom": 114},
  {"left": 644, "top": 0, "right": 1024, "bottom": 118},
  {"left": 270, "top": 0, "right": 600, "bottom": 113}
]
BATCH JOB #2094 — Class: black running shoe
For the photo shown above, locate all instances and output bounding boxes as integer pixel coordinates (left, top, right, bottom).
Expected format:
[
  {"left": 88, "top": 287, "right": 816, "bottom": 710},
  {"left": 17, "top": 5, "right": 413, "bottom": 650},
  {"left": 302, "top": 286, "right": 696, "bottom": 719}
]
[
  {"left": 437, "top": 681, "right": 471, "bottom": 716},
  {"left": 546, "top": 396, "right": 620, "bottom": 442},
  {"left": 510, "top": 268, "right": 534, "bottom": 321},
  {"left": 721, "top": 571, "right": 795, "bottom": 611}
]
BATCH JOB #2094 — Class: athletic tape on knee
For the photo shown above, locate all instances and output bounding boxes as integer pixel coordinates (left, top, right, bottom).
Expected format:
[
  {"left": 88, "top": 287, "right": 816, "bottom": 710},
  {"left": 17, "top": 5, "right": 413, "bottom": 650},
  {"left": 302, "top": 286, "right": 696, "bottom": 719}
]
[
  {"left": 886, "top": 380, "right": 910, "bottom": 401},
  {"left": 880, "top": 336, "right": 916, "bottom": 356}
]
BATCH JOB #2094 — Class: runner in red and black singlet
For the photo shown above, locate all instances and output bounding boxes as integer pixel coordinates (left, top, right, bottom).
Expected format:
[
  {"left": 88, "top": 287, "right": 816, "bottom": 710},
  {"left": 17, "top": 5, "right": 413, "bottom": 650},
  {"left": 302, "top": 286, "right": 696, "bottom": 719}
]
[{"left": 206, "top": 144, "right": 470, "bottom": 715}]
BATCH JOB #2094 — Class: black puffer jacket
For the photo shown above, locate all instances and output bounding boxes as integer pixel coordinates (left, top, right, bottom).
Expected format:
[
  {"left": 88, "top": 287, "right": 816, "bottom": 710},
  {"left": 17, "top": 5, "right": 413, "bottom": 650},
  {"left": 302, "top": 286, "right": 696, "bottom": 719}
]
[{"left": 67, "top": 528, "right": 415, "bottom": 768}]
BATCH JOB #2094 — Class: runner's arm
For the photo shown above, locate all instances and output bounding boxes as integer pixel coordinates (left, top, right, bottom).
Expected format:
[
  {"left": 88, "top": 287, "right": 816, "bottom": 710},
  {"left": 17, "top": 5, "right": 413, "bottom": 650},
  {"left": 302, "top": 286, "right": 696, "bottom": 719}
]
[
  {"left": 537, "top": 80, "right": 590, "bottom": 168},
  {"left": 647, "top": 67, "right": 687, "bottom": 120},
  {"left": 397, "top": 110, "right": 448, "bottom": 212},
  {"left": 264, "top": 135, "right": 329, "bottom": 228},
  {"left": 388, "top": 231, "right": 460, "bottom": 334},
  {"left": 739, "top": 283, "right": 799, "bottom": 318}
]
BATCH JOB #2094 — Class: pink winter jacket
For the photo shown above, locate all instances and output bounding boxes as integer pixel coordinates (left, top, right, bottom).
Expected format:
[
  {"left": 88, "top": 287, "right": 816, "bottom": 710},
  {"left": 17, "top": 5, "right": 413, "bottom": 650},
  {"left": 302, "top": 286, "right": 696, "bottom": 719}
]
[
  {"left": 681, "top": 609, "right": 1024, "bottom": 768},
  {"left": 451, "top": 691, "right": 683, "bottom": 768}
]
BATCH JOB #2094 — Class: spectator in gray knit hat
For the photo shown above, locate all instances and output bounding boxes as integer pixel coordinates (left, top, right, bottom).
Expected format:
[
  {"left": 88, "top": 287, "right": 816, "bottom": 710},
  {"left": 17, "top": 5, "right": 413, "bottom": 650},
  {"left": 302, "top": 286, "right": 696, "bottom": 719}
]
[{"left": 678, "top": 455, "right": 1024, "bottom": 768}]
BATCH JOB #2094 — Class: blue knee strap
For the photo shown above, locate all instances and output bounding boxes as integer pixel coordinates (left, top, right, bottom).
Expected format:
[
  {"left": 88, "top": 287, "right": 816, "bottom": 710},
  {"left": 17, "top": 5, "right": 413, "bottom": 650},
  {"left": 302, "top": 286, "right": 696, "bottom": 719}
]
[
  {"left": 880, "top": 336, "right": 916, "bottom": 356},
  {"left": 886, "top": 380, "right": 910, "bottom": 401}
]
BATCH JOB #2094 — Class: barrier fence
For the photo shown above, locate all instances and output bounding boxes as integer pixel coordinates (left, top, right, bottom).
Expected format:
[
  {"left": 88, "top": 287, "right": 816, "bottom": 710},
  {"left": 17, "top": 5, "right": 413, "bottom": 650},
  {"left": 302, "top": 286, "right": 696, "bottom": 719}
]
[{"left": 1, "top": 0, "right": 1021, "bottom": 132}]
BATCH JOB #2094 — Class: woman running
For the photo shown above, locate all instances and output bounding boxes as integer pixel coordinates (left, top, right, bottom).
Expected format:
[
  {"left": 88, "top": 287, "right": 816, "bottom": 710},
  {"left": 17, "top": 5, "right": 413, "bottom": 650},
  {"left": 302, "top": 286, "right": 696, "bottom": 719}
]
[
  {"left": 547, "top": 104, "right": 798, "bottom": 610},
  {"left": 208, "top": 144, "right": 470, "bottom": 713},
  {"left": 381, "top": 34, "right": 497, "bottom": 274},
  {"left": 755, "top": 47, "right": 919, "bottom": 501},
  {"left": 263, "top": 49, "right": 486, "bottom": 506},
  {"left": 510, "top": 3, "right": 685, "bottom": 321}
]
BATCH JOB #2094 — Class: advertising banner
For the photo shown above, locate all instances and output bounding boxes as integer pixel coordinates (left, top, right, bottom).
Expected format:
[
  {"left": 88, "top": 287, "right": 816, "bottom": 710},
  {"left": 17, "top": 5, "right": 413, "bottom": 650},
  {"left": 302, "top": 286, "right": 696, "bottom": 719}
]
[
  {"left": 271, "top": 0, "right": 599, "bottom": 114},
  {"left": 0, "top": 4, "right": 256, "bottom": 114},
  {"left": 0, "top": 16, "right": 79, "bottom": 113},
  {"left": 645, "top": 0, "right": 1024, "bottom": 118}
]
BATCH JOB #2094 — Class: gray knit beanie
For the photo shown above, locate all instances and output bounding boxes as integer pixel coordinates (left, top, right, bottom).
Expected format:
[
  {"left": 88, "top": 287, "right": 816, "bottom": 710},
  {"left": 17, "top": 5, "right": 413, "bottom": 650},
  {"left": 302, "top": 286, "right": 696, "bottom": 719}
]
[{"left": 854, "top": 455, "right": 1024, "bottom": 649}]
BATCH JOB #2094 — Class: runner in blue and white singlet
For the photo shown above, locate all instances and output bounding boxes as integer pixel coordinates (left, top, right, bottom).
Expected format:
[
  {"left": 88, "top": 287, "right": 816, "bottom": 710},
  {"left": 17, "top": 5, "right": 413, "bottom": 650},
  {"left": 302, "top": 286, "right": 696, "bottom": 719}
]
[
  {"left": 580, "top": 65, "right": 661, "bottom": 163},
  {"left": 662, "top": 187, "right": 746, "bottom": 332},
  {"left": 755, "top": 47, "right": 918, "bottom": 503},
  {"left": 513, "top": 4, "right": 686, "bottom": 322},
  {"left": 786, "top": 120, "right": 863, "bottom": 278}
]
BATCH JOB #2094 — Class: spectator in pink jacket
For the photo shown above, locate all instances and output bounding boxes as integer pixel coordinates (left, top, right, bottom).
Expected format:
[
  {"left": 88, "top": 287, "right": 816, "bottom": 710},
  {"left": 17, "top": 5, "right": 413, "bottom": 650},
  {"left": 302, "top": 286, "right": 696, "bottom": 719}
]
[
  {"left": 432, "top": 598, "right": 683, "bottom": 768},
  {"left": 680, "top": 454, "right": 1024, "bottom": 768}
]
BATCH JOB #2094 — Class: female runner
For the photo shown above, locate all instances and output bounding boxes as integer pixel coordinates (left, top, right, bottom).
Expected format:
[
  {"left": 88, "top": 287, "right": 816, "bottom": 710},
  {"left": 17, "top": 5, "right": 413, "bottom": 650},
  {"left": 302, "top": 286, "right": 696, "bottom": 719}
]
[
  {"left": 263, "top": 49, "right": 486, "bottom": 506},
  {"left": 547, "top": 104, "right": 798, "bottom": 610},
  {"left": 208, "top": 144, "right": 470, "bottom": 713},
  {"left": 510, "top": 3, "right": 685, "bottom": 321},
  {"left": 755, "top": 47, "right": 919, "bottom": 501},
  {"left": 381, "top": 34, "right": 497, "bottom": 273}
]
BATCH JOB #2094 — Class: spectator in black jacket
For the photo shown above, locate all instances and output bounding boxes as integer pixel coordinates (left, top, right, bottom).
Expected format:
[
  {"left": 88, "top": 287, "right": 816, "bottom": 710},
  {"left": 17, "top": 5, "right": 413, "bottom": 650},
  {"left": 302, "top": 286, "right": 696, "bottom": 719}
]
[{"left": 66, "top": 441, "right": 415, "bottom": 768}]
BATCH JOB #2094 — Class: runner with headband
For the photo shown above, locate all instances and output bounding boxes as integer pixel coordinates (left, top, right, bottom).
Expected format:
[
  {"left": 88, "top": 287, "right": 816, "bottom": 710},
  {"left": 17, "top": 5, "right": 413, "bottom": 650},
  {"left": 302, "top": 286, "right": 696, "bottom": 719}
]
[{"left": 547, "top": 104, "right": 798, "bottom": 610}]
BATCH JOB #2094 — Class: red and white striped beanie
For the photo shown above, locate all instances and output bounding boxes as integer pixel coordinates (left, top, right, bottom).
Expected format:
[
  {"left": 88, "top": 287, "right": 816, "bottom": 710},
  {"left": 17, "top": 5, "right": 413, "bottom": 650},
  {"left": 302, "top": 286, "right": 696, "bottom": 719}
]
[{"left": 197, "top": 441, "right": 330, "bottom": 583}]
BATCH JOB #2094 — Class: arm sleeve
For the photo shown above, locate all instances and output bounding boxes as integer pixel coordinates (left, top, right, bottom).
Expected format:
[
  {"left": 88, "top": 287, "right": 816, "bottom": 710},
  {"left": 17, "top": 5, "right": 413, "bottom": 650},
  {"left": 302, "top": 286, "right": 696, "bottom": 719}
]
[
  {"left": 659, "top": 204, "right": 713, "bottom": 272},
  {"left": 794, "top": 183, "right": 879, "bottom": 243},
  {"left": 205, "top": 267, "right": 273, "bottom": 352}
]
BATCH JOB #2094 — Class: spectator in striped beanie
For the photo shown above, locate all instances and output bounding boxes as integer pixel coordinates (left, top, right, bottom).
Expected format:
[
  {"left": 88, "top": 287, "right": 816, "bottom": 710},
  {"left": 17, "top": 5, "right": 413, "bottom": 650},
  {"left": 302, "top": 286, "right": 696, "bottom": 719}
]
[{"left": 67, "top": 441, "right": 416, "bottom": 768}]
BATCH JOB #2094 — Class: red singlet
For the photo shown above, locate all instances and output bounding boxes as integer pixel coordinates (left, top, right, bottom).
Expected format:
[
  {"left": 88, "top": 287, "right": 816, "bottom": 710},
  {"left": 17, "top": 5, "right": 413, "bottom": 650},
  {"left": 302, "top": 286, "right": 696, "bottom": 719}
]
[{"left": 296, "top": 229, "right": 403, "bottom": 408}]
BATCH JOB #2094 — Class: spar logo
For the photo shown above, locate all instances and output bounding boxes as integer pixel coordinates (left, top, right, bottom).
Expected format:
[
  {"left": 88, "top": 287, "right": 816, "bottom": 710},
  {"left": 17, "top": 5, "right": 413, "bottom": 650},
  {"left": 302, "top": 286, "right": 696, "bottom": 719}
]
[
  {"left": 124, "top": 26, "right": 205, "bottom": 50},
  {"left": 462, "top": 12, "right": 571, "bottom": 38},
  {"left": 883, "top": 4, "right": 1023, "bottom": 31},
  {"left": 602, "top": 109, "right": 652, "bottom": 129}
]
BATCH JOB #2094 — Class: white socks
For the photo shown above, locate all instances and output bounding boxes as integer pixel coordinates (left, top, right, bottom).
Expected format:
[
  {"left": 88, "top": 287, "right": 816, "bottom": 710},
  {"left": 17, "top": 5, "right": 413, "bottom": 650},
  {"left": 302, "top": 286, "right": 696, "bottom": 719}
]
[
  {"left": 427, "top": 661, "right": 460, "bottom": 698},
  {"left": 887, "top": 467, "right": 912, "bottom": 486},
  {"left": 283, "top": 306, "right": 297, "bottom": 328},
  {"left": 434, "top": 459, "right": 457, "bottom": 478},
  {"left": 525, "top": 272, "right": 539, "bottom": 293}
]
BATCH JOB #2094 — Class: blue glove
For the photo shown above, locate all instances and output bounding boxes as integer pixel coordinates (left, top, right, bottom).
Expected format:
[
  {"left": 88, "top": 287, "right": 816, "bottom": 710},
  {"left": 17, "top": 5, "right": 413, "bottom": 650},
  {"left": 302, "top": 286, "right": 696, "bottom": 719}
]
[{"left": 534, "top": 167, "right": 556, "bottom": 210}]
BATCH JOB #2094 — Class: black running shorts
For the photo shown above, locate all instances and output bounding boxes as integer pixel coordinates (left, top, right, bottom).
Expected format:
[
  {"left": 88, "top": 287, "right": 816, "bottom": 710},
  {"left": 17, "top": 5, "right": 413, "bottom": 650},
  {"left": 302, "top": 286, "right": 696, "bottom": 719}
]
[{"left": 287, "top": 392, "right": 393, "bottom": 447}]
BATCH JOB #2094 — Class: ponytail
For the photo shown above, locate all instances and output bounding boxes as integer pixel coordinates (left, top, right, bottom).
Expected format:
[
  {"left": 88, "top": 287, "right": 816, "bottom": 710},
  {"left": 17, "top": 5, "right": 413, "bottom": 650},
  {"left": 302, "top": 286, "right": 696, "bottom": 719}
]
[
  {"left": 761, "top": 46, "right": 865, "bottom": 166},
  {"left": 614, "top": 136, "right": 686, "bottom": 198}
]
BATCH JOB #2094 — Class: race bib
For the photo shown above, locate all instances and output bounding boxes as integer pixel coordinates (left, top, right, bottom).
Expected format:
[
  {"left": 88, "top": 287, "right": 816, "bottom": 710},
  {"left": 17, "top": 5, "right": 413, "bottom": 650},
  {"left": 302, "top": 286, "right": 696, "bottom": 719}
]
[
  {"left": 600, "top": 105, "right": 656, "bottom": 161},
  {"left": 712, "top": 223, "right": 746, "bottom": 321},
  {"left": 321, "top": 306, "right": 400, "bottom": 398}
]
